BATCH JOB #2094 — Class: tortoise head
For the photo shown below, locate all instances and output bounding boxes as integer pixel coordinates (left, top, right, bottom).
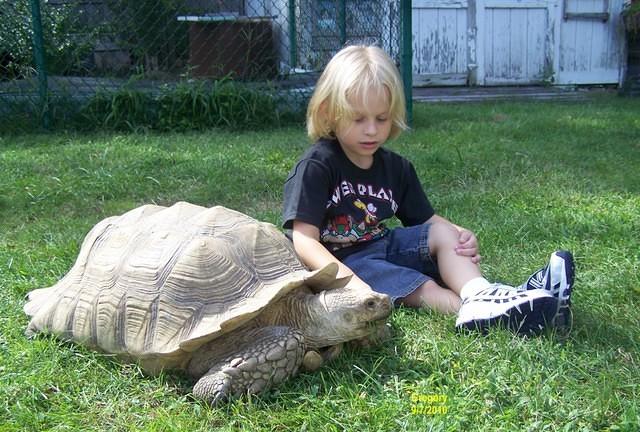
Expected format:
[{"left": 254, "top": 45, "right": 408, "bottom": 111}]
[
  {"left": 257, "top": 263, "right": 392, "bottom": 348},
  {"left": 300, "top": 281, "right": 392, "bottom": 348}
]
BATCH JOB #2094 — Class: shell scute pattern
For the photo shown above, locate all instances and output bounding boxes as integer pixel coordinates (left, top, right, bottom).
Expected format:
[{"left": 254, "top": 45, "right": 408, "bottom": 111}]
[{"left": 24, "top": 202, "right": 311, "bottom": 359}]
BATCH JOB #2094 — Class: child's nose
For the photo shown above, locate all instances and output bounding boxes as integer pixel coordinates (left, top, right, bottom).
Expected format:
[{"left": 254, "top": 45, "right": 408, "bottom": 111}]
[{"left": 365, "top": 119, "right": 377, "bottom": 135}]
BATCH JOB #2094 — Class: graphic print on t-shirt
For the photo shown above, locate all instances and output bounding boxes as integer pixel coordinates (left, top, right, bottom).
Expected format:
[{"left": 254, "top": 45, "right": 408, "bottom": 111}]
[{"left": 320, "top": 179, "right": 396, "bottom": 250}]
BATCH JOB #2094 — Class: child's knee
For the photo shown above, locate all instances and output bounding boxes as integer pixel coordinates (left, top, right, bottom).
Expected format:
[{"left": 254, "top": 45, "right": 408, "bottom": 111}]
[{"left": 428, "top": 222, "right": 459, "bottom": 251}]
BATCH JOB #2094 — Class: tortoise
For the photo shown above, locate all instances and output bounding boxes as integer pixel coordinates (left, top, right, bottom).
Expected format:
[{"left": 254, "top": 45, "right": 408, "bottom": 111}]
[{"left": 23, "top": 202, "right": 391, "bottom": 404}]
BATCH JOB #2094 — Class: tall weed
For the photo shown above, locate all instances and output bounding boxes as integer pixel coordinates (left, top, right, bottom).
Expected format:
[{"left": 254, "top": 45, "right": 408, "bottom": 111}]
[{"left": 74, "top": 80, "right": 291, "bottom": 132}]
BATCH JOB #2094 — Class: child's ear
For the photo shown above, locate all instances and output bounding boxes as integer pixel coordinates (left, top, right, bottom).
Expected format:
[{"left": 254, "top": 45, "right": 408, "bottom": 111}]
[
  {"left": 318, "top": 101, "right": 334, "bottom": 135},
  {"left": 318, "top": 100, "right": 328, "bottom": 118}
]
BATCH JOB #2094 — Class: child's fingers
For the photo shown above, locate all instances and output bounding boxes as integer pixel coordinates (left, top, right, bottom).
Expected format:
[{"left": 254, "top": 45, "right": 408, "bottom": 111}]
[
  {"left": 456, "top": 230, "right": 480, "bottom": 262},
  {"left": 458, "top": 240, "right": 477, "bottom": 250},
  {"left": 455, "top": 245, "right": 481, "bottom": 263},
  {"left": 458, "top": 231, "right": 478, "bottom": 247},
  {"left": 455, "top": 245, "right": 478, "bottom": 256},
  {"left": 458, "top": 230, "right": 473, "bottom": 243}
]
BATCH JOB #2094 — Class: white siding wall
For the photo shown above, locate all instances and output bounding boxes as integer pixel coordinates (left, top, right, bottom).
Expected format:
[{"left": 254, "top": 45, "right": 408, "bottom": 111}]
[
  {"left": 413, "top": 0, "right": 471, "bottom": 85},
  {"left": 412, "top": 0, "right": 626, "bottom": 86},
  {"left": 481, "top": 1, "right": 549, "bottom": 84},
  {"left": 556, "top": 0, "right": 625, "bottom": 84}
]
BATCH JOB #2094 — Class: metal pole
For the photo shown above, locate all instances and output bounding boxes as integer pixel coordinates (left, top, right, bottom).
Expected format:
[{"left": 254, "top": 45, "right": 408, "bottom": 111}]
[
  {"left": 401, "top": 0, "right": 412, "bottom": 127},
  {"left": 288, "top": 0, "right": 297, "bottom": 71},
  {"left": 339, "top": 0, "right": 347, "bottom": 46},
  {"left": 30, "top": 0, "right": 49, "bottom": 129}
]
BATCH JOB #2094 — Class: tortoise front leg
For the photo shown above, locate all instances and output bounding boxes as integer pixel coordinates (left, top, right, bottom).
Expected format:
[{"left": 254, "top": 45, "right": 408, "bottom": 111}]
[{"left": 188, "top": 326, "right": 305, "bottom": 405}]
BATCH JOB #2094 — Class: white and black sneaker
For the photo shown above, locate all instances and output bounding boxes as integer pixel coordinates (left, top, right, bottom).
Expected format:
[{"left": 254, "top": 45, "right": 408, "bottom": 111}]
[
  {"left": 456, "top": 284, "right": 558, "bottom": 335},
  {"left": 519, "top": 250, "right": 575, "bottom": 329}
]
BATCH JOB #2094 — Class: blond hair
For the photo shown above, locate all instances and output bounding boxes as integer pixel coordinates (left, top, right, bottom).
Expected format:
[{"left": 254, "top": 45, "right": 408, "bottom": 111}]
[{"left": 306, "top": 45, "right": 407, "bottom": 141}]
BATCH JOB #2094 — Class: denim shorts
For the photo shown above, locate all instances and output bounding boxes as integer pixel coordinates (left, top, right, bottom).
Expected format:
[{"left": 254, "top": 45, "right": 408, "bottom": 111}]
[{"left": 341, "top": 224, "right": 440, "bottom": 304}]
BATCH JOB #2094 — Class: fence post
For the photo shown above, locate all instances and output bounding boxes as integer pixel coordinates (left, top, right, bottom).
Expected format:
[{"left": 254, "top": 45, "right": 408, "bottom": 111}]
[
  {"left": 401, "top": 0, "right": 412, "bottom": 127},
  {"left": 339, "top": 0, "right": 347, "bottom": 45},
  {"left": 288, "top": 0, "right": 297, "bottom": 71},
  {"left": 30, "top": 0, "right": 49, "bottom": 129}
]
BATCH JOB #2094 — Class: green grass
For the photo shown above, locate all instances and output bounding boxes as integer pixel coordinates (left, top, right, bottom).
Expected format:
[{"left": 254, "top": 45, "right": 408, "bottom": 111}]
[{"left": 1, "top": 95, "right": 639, "bottom": 431}]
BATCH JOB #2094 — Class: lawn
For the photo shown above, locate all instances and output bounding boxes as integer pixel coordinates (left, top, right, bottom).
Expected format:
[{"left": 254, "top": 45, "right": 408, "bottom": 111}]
[{"left": 1, "top": 95, "right": 639, "bottom": 431}]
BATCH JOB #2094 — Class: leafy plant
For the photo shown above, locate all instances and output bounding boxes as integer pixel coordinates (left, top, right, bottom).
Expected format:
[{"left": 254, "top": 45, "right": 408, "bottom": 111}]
[
  {"left": 76, "top": 79, "right": 290, "bottom": 132},
  {"left": 209, "top": 81, "right": 279, "bottom": 129},
  {"left": 155, "top": 80, "right": 213, "bottom": 130},
  {"left": 0, "top": 0, "right": 99, "bottom": 76},
  {"left": 0, "top": 1, "right": 35, "bottom": 78},
  {"left": 80, "top": 87, "right": 156, "bottom": 131}
]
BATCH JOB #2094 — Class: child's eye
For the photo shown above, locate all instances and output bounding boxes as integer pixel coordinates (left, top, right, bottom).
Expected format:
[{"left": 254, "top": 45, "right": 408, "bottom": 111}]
[
  {"left": 354, "top": 117, "right": 365, "bottom": 123},
  {"left": 377, "top": 117, "right": 389, "bottom": 122}
]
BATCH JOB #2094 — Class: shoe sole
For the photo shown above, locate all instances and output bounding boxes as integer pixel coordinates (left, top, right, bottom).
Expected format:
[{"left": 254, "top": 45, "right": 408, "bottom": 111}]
[
  {"left": 457, "top": 295, "right": 559, "bottom": 336},
  {"left": 551, "top": 250, "right": 575, "bottom": 328}
]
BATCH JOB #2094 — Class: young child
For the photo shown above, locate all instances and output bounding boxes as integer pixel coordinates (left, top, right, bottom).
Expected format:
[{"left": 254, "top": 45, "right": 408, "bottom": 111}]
[{"left": 282, "top": 45, "right": 574, "bottom": 334}]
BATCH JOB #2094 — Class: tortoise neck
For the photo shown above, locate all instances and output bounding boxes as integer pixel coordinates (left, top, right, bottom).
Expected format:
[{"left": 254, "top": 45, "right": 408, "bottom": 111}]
[
  {"left": 288, "top": 290, "right": 347, "bottom": 348},
  {"left": 258, "top": 289, "right": 335, "bottom": 348}
]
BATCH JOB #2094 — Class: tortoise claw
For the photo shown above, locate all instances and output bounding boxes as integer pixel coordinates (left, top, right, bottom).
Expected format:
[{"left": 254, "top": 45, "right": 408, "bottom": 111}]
[
  {"left": 302, "top": 350, "right": 324, "bottom": 371},
  {"left": 302, "top": 343, "right": 344, "bottom": 372}
]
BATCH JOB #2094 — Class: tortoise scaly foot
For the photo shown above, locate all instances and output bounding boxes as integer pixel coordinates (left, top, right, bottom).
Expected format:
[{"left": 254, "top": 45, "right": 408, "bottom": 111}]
[{"left": 189, "top": 326, "right": 305, "bottom": 405}]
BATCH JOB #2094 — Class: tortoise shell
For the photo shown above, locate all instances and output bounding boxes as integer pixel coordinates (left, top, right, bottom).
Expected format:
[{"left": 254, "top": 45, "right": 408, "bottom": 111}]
[{"left": 24, "top": 202, "right": 338, "bottom": 370}]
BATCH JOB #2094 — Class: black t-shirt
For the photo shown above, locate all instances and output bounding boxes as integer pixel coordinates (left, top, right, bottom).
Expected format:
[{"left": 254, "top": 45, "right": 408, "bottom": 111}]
[{"left": 282, "top": 138, "right": 435, "bottom": 258}]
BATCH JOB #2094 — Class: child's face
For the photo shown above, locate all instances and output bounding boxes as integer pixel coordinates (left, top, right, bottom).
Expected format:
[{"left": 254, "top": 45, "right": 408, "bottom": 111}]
[{"left": 335, "top": 88, "right": 392, "bottom": 169}]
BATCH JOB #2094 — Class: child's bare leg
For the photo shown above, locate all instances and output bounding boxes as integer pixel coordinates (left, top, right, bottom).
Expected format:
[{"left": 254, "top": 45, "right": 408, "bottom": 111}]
[
  {"left": 401, "top": 280, "right": 461, "bottom": 313},
  {"left": 427, "top": 222, "right": 484, "bottom": 295},
  {"left": 399, "top": 222, "right": 480, "bottom": 313},
  {"left": 425, "top": 222, "right": 560, "bottom": 334}
]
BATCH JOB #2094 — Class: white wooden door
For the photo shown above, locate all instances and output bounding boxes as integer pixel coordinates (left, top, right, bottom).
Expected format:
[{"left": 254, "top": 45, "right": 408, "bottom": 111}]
[
  {"left": 412, "top": 0, "right": 474, "bottom": 86},
  {"left": 554, "top": 0, "right": 625, "bottom": 84},
  {"left": 411, "top": 0, "right": 626, "bottom": 86},
  {"left": 476, "top": 0, "right": 554, "bottom": 85}
]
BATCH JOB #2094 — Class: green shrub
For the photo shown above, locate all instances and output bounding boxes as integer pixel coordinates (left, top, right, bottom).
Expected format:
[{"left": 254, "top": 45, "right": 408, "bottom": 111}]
[
  {"left": 0, "top": 0, "right": 98, "bottom": 77},
  {"left": 623, "top": 0, "right": 640, "bottom": 38},
  {"left": 210, "top": 81, "right": 279, "bottom": 129},
  {"left": 0, "top": 100, "right": 36, "bottom": 132},
  {"left": 156, "top": 81, "right": 219, "bottom": 131},
  {"left": 75, "top": 79, "right": 293, "bottom": 132},
  {"left": 80, "top": 88, "right": 156, "bottom": 131},
  {"left": 0, "top": 79, "right": 302, "bottom": 134}
]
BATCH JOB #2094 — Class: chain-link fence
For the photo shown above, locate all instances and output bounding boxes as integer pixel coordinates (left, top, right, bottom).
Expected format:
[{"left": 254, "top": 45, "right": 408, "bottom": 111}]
[{"left": 1, "top": 0, "right": 411, "bottom": 133}]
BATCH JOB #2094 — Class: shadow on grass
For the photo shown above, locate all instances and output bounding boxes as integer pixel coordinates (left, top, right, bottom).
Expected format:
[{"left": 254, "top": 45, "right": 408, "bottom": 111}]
[{"left": 569, "top": 308, "right": 639, "bottom": 354}]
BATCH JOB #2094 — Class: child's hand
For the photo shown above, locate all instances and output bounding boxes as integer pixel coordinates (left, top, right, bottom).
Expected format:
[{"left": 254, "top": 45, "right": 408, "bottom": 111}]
[{"left": 455, "top": 229, "right": 481, "bottom": 264}]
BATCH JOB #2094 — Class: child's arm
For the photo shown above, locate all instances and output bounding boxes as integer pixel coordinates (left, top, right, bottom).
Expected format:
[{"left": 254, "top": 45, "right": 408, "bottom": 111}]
[
  {"left": 426, "top": 214, "right": 481, "bottom": 264},
  {"left": 291, "top": 220, "right": 372, "bottom": 289}
]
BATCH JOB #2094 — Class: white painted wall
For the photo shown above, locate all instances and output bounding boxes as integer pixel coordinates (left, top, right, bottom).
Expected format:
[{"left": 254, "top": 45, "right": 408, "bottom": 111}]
[
  {"left": 412, "top": 0, "right": 471, "bottom": 86},
  {"left": 479, "top": 0, "right": 550, "bottom": 84},
  {"left": 412, "top": 0, "right": 626, "bottom": 86},
  {"left": 555, "top": 0, "right": 625, "bottom": 84}
]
